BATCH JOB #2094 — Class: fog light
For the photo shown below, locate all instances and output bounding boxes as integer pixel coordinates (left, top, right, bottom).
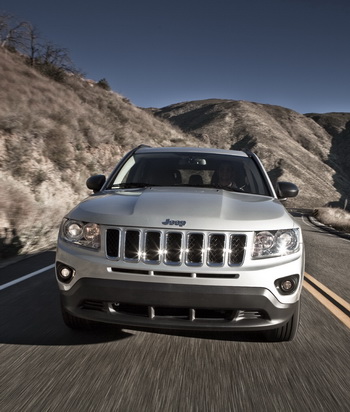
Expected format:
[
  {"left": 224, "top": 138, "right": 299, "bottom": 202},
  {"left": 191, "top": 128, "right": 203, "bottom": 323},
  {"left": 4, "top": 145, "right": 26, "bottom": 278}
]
[
  {"left": 61, "top": 268, "right": 72, "bottom": 279},
  {"left": 275, "top": 275, "right": 299, "bottom": 295},
  {"left": 281, "top": 279, "right": 294, "bottom": 292},
  {"left": 56, "top": 262, "right": 75, "bottom": 283}
]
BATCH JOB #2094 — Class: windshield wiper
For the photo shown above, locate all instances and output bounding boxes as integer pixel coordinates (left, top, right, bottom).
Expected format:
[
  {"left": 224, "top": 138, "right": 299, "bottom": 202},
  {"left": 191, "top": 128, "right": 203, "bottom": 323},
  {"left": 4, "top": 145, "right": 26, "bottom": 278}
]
[
  {"left": 176, "top": 183, "right": 215, "bottom": 188},
  {"left": 113, "top": 182, "right": 245, "bottom": 192},
  {"left": 213, "top": 184, "right": 244, "bottom": 193},
  {"left": 112, "top": 183, "right": 154, "bottom": 189}
]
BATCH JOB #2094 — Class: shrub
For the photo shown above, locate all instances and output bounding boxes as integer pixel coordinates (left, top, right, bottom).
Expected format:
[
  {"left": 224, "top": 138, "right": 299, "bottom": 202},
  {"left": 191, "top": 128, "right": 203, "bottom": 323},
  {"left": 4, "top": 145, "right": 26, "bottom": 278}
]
[
  {"left": 36, "top": 62, "right": 67, "bottom": 83},
  {"left": 314, "top": 207, "right": 350, "bottom": 232},
  {"left": 44, "top": 128, "right": 71, "bottom": 170},
  {"left": 97, "top": 78, "right": 111, "bottom": 91},
  {"left": 32, "top": 169, "right": 47, "bottom": 185}
]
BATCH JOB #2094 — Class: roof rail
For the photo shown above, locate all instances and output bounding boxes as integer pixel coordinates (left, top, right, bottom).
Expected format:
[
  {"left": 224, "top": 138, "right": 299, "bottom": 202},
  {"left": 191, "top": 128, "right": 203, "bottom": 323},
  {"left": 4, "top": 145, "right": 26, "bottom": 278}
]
[
  {"left": 134, "top": 144, "right": 151, "bottom": 151},
  {"left": 242, "top": 149, "right": 254, "bottom": 157}
]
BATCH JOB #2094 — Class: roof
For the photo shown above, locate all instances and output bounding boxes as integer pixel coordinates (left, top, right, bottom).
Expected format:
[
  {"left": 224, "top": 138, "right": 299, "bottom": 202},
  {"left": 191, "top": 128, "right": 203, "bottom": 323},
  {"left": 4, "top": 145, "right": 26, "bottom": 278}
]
[{"left": 136, "top": 146, "right": 249, "bottom": 157}]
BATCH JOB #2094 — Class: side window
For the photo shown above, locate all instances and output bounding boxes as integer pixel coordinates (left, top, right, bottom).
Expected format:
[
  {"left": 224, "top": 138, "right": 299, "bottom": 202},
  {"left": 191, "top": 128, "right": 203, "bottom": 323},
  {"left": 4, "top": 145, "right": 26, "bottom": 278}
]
[
  {"left": 112, "top": 156, "right": 136, "bottom": 186},
  {"left": 245, "top": 162, "right": 270, "bottom": 195}
]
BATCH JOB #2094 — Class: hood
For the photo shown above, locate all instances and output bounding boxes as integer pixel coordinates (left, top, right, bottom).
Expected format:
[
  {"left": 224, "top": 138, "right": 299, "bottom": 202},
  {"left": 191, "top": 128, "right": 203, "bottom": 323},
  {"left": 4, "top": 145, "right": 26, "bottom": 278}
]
[{"left": 67, "top": 187, "right": 296, "bottom": 231}]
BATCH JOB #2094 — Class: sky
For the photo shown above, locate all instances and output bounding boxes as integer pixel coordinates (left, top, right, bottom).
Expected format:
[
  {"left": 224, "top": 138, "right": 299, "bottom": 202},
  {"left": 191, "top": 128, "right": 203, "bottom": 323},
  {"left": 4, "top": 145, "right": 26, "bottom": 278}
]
[{"left": 1, "top": 0, "right": 350, "bottom": 114}]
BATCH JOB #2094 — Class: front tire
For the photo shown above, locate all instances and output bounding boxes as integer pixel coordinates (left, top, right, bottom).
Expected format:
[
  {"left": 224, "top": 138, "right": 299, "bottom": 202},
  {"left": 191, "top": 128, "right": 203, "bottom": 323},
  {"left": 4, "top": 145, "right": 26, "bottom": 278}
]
[
  {"left": 266, "top": 299, "right": 301, "bottom": 342},
  {"left": 61, "top": 303, "right": 95, "bottom": 330}
]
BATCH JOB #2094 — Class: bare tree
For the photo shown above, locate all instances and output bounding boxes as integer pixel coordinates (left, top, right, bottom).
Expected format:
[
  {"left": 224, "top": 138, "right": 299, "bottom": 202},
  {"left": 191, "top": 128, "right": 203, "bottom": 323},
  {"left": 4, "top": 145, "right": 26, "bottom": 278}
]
[
  {"left": 26, "top": 24, "right": 41, "bottom": 66},
  {"left": 0, "top": 13, "right": 13, "bottom": 47},
  {"left": 37, "top": 42, "right": 72, "bottom": 68},
  {"left": 0, "top": 12, "right": 83, "bottom": 79},
  {"left": 0, "top": 13, "right": 30, "bottom": 52}
]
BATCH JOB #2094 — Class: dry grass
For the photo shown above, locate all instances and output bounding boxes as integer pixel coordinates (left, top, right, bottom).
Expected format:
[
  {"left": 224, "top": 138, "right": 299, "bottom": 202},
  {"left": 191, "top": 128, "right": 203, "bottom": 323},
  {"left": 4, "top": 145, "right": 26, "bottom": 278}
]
[
  {"left": 0, "top": 48, "right": 200, "bottom": 258},
  {"left": 154, "top": 99, "right": 350, "bottom": 210},
  {"left": 314, "top": 207, "right": 350, "bottom": 233},
  {"left": 2, "top": 47, "right": 349, "bottom": 258}
]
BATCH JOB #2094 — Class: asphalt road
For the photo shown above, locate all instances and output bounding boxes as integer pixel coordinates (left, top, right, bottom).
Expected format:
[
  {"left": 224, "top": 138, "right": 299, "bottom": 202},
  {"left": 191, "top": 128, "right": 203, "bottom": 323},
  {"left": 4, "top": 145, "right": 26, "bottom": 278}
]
[{"left": 0, "top": 214, "right": 349, "bottom": 412}]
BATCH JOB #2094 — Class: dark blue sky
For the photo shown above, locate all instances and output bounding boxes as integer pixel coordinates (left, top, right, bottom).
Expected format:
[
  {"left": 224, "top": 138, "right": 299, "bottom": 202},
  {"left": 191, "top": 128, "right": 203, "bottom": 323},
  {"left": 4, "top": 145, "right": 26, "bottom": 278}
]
[{"left": 2, "top": 0, "right": 350, "bottom": 113}]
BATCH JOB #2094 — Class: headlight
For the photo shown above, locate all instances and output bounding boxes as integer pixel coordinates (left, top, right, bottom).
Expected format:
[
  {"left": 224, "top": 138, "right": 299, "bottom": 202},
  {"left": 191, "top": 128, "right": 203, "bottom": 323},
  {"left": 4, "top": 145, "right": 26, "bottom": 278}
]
[
  {"left": 62, "top": 220, "right": 100, "bottom": 249},
  {"left": 252, "top": 229, "right": 299, "bottom": 259}
]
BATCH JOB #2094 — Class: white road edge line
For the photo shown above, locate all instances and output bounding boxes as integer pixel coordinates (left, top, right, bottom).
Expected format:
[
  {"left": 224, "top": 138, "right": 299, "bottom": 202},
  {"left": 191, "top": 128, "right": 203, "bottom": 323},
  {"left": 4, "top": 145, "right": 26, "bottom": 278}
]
[
  {"left": 0, "top": 263, "right": 55, "bottom": 291},
  {"left": 301, "top": 215, "right": 313, "bottom": 228},
  {"left": 301, "top": 215, "right": 350, "bottom": 243}
]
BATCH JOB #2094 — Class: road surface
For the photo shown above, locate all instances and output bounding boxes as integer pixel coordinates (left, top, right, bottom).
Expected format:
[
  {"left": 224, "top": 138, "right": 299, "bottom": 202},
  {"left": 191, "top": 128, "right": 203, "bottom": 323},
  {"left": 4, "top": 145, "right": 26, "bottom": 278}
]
[{"left": 0, "top": 214, "right": 349, "bottom": 411}]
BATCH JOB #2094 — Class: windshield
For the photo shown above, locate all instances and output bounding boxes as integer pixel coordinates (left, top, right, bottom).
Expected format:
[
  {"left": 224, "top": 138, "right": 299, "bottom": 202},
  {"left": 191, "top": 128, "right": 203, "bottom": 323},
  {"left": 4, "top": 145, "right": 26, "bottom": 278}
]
[{"left": 108, "top": 152, "right": 271, "bottom": 196}]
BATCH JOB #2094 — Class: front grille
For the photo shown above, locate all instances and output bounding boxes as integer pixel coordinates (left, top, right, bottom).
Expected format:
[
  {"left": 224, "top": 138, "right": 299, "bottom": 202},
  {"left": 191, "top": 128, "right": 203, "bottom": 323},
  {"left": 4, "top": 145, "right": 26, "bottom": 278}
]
[
  {"left": 106, "top": 227, "right": 246, "bottom": 267},
  {"left": 187, "top": 233, "right": 204, "bottom": 264},
  {"left": 165, "top": 232, "right": 182, "bottom": 264},
  {"left": 208, "top": 234, "right": 225, "bottom": 264},
  {"left": 125, "top": 230, "right": 140, "bottom": 260},
  {"left": 145, "top": 231, "right": 161, "bottom": 262},
  {"left": 106, "top": 229, "right": 120, "bottom": 257}
]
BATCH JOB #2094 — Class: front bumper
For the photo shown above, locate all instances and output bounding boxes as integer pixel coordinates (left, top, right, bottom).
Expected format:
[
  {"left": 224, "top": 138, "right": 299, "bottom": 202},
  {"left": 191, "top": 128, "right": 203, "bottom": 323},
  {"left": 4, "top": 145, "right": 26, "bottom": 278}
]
[{"left": 60, "top": 277, "right": 300, "bottom": 332}]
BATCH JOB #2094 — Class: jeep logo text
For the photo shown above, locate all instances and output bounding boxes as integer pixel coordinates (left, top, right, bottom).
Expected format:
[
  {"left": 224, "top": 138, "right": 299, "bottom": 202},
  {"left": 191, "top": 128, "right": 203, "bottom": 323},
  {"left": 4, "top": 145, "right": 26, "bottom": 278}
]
[{"left": 162, "top": 218, "right": 187, "bottom": 227}]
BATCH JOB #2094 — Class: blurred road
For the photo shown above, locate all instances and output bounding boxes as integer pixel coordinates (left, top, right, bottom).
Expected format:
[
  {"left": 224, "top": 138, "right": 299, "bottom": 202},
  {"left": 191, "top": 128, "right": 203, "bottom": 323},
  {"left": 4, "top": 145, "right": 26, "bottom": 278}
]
[{"left": 0, "top": 214, "right": 349, "bottom": 412}]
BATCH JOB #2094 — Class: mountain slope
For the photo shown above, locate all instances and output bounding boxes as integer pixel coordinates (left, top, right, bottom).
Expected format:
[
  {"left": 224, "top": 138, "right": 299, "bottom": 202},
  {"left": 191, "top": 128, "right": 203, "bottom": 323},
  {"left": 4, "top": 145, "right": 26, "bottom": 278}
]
[
  {"left": 306, "top": 112, "right": 350, "bottom": 177},
  {"left": 153, "top": 99, "right": 350, "bottom": 209},
  {"left": 0, "top": 49, "right": 195, "bottom": 256},
  {"left": 1, "top": 48, "right": 349, "bottom": 258}
]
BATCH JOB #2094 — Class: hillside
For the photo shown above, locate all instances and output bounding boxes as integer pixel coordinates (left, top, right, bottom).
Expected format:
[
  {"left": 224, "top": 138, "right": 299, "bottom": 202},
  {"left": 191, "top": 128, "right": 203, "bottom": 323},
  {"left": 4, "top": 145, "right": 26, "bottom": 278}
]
[
  {"left": 1, "top": 48, "right": 349, "bottom": 259},
  {"left": 0, "top": 49, "right": 195, "bottom": 257},
  {"left": 305, "top": 112, "right": 350, "bottom": 182},
  {"left": 153, "top": 99, "right": 350, "bottom": 210}
]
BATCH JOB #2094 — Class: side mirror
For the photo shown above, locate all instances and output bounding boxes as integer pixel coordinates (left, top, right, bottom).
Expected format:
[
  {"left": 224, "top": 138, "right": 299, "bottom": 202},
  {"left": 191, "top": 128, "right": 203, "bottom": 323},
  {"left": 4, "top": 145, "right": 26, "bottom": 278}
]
[
  {"left": 86, "top": 174, "right": 106, "bottom": 192},
  {"left": 276, "top": 181, "right": 299, "bottom": 199}
]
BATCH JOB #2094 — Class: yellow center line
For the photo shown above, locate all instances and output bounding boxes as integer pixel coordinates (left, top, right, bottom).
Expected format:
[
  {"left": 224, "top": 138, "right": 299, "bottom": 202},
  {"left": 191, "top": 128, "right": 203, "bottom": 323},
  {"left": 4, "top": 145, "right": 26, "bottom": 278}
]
[
  {"left": 304, "top": 272, "right": 350, "bottom": 310},
  {"left": 303, "top": 272, "right": 350, "bottom": 329}
]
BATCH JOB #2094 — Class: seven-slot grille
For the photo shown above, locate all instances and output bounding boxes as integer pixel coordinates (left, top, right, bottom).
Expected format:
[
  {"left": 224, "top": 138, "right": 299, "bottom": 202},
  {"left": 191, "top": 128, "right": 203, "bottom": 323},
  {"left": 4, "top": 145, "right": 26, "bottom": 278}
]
[{"left": 106, "top": 228, "right": 246, "bottom": 266}]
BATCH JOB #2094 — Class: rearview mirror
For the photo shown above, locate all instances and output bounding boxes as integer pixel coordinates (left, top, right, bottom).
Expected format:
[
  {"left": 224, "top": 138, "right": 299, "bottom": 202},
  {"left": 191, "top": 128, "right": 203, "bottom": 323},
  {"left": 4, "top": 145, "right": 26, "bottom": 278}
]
[
  {"left": 86, "top": 174, "right": 106, "bottom": 192},
  {"left": 276, "top": 181, "right": 299, "bottom": 199}
]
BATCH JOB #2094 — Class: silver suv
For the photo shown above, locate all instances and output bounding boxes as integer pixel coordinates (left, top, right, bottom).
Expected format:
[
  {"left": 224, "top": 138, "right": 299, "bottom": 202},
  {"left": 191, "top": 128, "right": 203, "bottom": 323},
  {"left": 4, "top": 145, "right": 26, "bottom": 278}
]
[{"left": 56, "top": 146, "right": 304, "bottom": 341}]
